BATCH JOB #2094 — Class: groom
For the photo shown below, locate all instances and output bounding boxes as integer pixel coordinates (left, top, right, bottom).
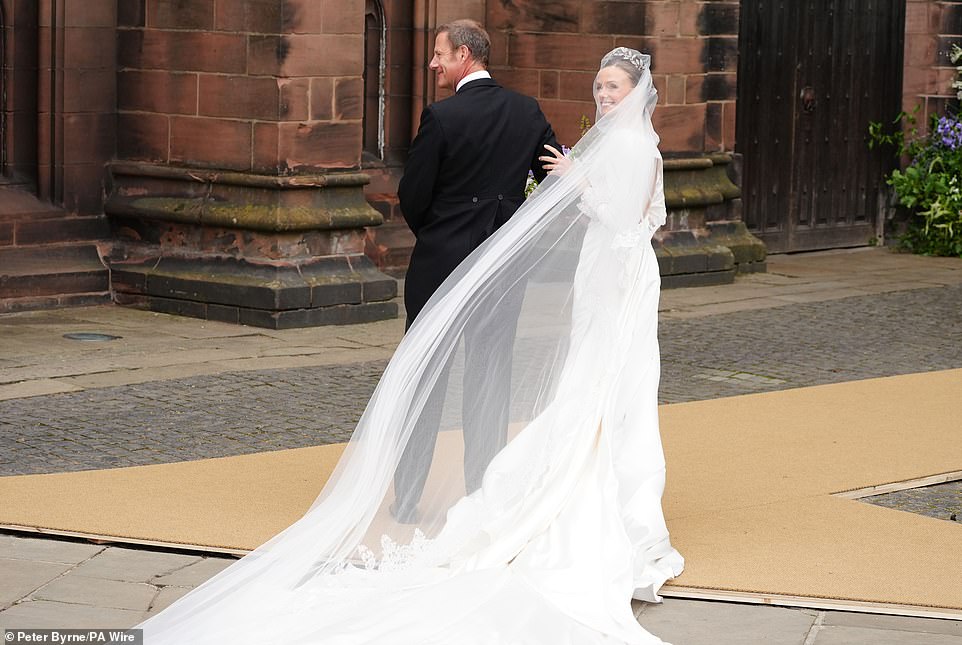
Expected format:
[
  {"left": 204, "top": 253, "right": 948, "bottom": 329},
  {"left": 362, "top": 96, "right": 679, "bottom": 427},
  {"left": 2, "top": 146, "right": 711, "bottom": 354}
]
[{"left": 394, "top": 19, "right": 560, "bottom": 521}]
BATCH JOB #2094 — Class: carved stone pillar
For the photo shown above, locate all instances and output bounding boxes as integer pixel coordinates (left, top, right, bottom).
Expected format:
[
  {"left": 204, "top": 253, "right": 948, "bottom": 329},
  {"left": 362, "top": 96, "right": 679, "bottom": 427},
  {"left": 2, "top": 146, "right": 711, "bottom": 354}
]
[
  {"left": 657, "top": 153, "right": 766, "bottom": 287},
  {"left": 107, "top": 0, "right": 397, "bottom": 328}
]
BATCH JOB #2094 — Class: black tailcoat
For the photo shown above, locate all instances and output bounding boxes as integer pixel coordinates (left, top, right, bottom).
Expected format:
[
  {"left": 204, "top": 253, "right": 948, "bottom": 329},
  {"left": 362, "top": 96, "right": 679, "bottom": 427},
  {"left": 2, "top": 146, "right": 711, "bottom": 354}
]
[{"left": 398, "top": 78, "right": 560, "bottom": 325}]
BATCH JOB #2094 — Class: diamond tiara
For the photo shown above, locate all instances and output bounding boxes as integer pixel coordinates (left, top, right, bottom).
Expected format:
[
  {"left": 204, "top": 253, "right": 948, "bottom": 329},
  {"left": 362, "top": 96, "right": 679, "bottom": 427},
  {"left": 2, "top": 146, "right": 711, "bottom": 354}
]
[{"left": 600, "top": 47, "right": 651, "bottom": 73}]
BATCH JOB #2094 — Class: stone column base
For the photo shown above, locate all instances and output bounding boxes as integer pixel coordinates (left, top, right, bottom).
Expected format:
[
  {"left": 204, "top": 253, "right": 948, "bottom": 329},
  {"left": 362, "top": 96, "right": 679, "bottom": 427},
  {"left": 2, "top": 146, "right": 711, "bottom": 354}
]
[
  {"left": 111, "top": 255, "right": 396, "bottom": 329},
  {"left": 656, "top": 154, "right": 767, "bottom": 288},
  {"left": 105, "top": 163, "right": 398, "bottom": 329}
]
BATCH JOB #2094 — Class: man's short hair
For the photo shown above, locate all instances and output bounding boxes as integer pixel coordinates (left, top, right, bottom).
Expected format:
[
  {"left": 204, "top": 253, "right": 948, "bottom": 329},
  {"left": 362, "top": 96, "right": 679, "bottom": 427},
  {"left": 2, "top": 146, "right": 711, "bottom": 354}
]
[{"left": 437, "top": 19, "right": 490, "bottom": 67}]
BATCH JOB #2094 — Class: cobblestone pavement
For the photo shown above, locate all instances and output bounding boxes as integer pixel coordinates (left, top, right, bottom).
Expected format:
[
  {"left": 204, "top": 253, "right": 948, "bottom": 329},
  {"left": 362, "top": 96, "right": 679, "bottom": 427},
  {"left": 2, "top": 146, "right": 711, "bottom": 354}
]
[
  {"left": 659, "top": 282, "right": 962, "bottom": 402},
  {"left": 863, "top": 481, "right": 962, "bottom": 524},
  {"left": 2, "top": 283, "right": 960, "bottom": 480},
  {"left": 0, "top": 363, "right": 384, "bottom": 476}
]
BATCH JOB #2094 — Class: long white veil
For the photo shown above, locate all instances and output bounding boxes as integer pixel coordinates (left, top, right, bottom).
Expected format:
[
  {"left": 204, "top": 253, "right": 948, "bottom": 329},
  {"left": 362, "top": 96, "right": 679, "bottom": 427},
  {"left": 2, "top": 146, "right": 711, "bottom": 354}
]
[{"left": 138, "top": 48, "right": 675, "bottom": 645}]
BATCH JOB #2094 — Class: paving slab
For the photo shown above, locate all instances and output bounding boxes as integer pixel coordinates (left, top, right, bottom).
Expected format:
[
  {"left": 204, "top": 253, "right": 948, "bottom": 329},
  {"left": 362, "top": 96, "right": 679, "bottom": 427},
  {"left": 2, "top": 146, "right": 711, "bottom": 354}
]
[
  {"left": 854, "top": 281, "right": 952, "bottom": 294},
  {"left": 769, "top": 287, "right": 875, "bottom": 304},
  {"left": 821, "top": 610, "right": 962, "bottom": 636},
  {"left": 637, "top": 599, "right": 817, "bottom": 645},
  {"left": 0, "top": 559, "right": 72, "bottom": 606},
  {"left": 55, "top": 365, "right": 226, "bottom": 389},
  {"left": 209, "top": 351, "right": 374, "bottom": 372},
  {"left": 812, "top": 625, "right": 962, "bottom": 644},
  {"left": 660, "top": 296, "right": 780, "bottom": 318},
  {"left": 150, "top": 556, "right": 235, "bottom": 587},
  {"left": 147, "top": 585, "right": 192, "bottom": 614},
  {"left": 746, "top": 272, "right": 811, "bottom": 285},
  {"left": 0, "top": 379, "right": 82, "bottom": 401},
  {"left": 0, "top": 534, "right": 103, "bottom": 564},
  {"left": 257, "top": 345, "right": 333, "bottom": 357},
  {"left": 0, "top": 600, "right": 144, "bottom": 631},
  {"left": 32, "top": 575, "right": 156, "bottom": 611},
  {"left": 111, "top": 348, "right": 249, "bottom": 370},
  {"left": 71, "top": 547, "right": 202, "bottom": 583},
  {"left": 0, "top": 363, "right": 122, "bottom": 385}
]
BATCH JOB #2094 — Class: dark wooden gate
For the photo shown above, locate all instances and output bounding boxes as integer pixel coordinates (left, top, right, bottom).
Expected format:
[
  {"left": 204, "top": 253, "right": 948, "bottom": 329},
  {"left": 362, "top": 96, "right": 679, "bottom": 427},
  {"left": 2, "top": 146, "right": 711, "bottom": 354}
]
[{"left": 736, "top": 0, "right": 905, "bottom": 252}]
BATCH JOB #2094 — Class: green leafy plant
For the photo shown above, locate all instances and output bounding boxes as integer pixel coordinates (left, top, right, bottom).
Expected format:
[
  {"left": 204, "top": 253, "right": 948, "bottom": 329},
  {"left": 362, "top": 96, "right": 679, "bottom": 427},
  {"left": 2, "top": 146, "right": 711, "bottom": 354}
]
[{"left": 868, "top": 45, "right": 962, "bottom": 257}]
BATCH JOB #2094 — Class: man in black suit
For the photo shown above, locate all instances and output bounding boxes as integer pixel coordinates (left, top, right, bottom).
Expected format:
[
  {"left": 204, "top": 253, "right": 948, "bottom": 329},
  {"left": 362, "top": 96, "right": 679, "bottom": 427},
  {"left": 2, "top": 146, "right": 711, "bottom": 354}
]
[{"left": 393, "top": 19, "right": 560, "bottom": 521}]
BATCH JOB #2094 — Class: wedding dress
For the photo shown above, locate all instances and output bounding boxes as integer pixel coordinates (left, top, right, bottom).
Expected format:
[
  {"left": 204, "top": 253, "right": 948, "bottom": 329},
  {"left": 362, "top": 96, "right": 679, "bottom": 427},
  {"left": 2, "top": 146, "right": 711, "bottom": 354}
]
[{"left": 138, "top": 48, "right": 683, "bottom": 644}]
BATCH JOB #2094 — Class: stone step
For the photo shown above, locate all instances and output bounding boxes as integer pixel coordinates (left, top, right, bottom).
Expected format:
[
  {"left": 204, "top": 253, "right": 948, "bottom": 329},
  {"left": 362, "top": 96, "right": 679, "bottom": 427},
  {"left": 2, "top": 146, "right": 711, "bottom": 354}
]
[
  {"left": 0, "top": 291, "right": 112, "bottom": 313},
  {"left": 0, "top": 244, "right": 110, "bottom": 307},
  {"left": 0, "top": 186, "right": 62, "bottom": 218},
  {"left": 0, "top": 214, "right": 111, "bottom": 247},
  {"left": 0, "top": 187, "right": 110, "bottom": 247}
]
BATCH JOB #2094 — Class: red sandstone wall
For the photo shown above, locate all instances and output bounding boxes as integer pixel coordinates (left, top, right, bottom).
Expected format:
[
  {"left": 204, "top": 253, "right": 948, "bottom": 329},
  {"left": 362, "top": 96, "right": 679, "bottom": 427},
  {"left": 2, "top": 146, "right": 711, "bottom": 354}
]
[
  {"left": 1, "top": 0, "right": 39, "bottom": 185},
  {"left": 2, "top": 0, "right": 118, "bottom": 215},
  {"left": 43, "top": 0, "right": 117, "bottom": 213},
  {"left": 485, "top": 0, "right": 739, "bottom": 153},
  {"left": 365, "top": 0, "right": 741, "bottom": 270},
  {"left": 903, "top": 0, "right": 962, "bottom": 124},
  {"left": 6, "top": 1, "right": 952, "bottom": 235},
  {"left": 117, "top": 0, "right": 365, "bottom": 174}
]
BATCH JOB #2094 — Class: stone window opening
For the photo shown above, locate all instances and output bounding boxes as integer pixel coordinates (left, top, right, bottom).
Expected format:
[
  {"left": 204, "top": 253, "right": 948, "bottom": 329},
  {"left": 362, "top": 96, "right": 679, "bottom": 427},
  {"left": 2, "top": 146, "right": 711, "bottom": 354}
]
[{"left": 363, "top": 0, "right": 386, "bottom": 163}]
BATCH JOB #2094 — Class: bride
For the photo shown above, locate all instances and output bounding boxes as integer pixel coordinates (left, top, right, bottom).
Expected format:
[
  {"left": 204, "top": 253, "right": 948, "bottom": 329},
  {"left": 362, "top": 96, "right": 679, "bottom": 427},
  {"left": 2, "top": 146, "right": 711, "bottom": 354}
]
[{"left": 138, "top": 47, "right": 683, "bottom": 644}]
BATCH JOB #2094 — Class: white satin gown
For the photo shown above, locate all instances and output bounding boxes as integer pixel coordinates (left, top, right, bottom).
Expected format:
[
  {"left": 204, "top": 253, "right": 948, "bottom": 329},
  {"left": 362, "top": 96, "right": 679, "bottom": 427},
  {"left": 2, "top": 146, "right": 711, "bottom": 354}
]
[{"left": 138, "top": 97, "right": 682, "bottom": 645}]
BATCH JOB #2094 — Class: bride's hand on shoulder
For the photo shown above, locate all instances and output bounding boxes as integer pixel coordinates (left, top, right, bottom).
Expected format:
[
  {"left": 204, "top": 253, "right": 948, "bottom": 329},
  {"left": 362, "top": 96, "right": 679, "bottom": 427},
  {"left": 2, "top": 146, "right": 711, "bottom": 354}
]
[{"left": 538, "top": 144, "right": 572, "bottom": 176}]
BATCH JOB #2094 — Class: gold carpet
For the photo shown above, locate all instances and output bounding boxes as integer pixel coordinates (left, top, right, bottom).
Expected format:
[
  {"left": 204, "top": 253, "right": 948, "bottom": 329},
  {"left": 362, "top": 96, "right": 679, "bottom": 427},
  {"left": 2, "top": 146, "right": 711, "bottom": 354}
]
[{"left": 2, "top": 369, "right": 961, "bottom": 614}]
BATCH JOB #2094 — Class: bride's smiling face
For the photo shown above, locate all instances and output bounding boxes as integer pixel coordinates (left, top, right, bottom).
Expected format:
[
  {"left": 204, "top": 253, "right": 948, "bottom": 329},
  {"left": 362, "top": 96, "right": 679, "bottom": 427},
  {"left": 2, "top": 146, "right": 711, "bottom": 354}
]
[{"left": 593, "top": 66, "right": 633, "bottom": 115}]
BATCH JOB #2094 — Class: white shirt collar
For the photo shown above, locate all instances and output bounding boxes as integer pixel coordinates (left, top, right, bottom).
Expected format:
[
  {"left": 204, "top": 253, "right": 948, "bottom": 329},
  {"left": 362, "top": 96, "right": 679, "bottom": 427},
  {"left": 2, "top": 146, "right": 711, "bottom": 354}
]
[{"left": 456, "top": 70, "right": 492, "bottom": 92}]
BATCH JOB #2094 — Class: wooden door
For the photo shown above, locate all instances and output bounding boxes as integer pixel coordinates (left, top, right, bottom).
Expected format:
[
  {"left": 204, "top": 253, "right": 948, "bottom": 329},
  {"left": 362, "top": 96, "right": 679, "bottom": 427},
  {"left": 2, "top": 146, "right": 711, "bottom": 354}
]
[{"left": 736, "top": 0, "right": 905, "bottom": 252}]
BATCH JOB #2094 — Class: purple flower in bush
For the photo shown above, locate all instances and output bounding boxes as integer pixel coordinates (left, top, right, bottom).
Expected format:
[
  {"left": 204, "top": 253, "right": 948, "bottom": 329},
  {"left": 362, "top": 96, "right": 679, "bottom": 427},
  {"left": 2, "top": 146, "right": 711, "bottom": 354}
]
[{"left": 935, "top": 115, "right": 962, "bottom": 150}]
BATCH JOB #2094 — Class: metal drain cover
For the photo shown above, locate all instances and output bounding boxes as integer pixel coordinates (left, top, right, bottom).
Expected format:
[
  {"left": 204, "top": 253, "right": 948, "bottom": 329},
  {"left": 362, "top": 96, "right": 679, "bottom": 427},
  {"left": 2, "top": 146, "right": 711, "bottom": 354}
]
[{"left": 63, "top": 332, "right": 122, "bottom": 342}]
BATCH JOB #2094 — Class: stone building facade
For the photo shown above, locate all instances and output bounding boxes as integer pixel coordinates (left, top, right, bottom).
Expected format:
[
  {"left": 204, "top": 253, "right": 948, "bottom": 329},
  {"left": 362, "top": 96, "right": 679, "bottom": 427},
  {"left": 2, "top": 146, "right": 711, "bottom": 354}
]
[
  {"left": 367, "top": 0, "right": 756, "bottom": 287},
  {"left": 1, "top": 1, "right": 959, "bottom": 324},
  {"left": 904, "top": 0, "right": 962, "bottom": 121}
]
